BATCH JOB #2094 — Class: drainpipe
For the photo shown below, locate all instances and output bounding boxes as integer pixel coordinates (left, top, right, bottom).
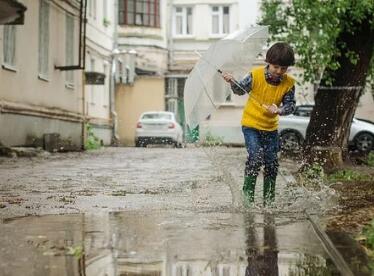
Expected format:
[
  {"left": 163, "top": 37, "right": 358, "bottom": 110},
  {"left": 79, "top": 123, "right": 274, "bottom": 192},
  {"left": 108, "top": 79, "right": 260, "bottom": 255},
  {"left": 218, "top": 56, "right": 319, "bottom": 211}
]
[
  {"left": 82, "top": 71, "right": 86, "bottom": 150},
  {"left": 110, "top": 0, "right": 120, "bottom": 145},
  {"left": 167, "top": 0, "right": 174, "bottom": 70},
  {"left": 81, "top": 0, "right": 88, "bottom": 150}
]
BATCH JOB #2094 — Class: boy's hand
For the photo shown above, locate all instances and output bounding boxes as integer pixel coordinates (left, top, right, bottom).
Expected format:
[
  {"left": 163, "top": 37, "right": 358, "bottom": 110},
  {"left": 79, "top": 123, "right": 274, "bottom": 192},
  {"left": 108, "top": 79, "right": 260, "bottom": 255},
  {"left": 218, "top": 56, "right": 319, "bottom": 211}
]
[
  {"left": 263, "top": 103, "right": 280, "bottom": 114},
  {"left": 222, "top": 73, "right": 235, "bottom": 84}
]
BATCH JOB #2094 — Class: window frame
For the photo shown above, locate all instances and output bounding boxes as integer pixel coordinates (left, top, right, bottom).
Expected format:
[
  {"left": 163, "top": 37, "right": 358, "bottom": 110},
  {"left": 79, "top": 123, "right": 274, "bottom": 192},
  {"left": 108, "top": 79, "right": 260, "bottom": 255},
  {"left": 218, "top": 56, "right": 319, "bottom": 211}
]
[
  {"left": 2, "top": 25, "right": 17, "bottom": 70},
  {"left": 210, "top": 5, "right": 230, "bottom": 37},
  {"left": 167, "top": 99, "right": 178, "bottom": 116},
  {"left": 118, "top": 0, "right": 160, "bottom": 28},
  {"left": 173, "top": 6, "right": 193, "bottom": 37},
  {"left": 38, "top": 0, "right": 50, "bottom": 80},
  {"left": 65, "top": 13, "right": 75, "bottom": 88},
  {"left": 89, "top": 57, "right": 96, "bottom": 105}
]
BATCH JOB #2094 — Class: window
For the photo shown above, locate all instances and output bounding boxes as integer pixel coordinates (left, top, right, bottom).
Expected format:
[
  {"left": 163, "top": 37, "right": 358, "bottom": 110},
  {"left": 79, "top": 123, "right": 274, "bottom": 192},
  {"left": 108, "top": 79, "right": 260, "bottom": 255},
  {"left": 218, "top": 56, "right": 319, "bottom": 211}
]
[
  {"left": 174, "top": 6, "right": 192, "bottom": 36},
  {"left": 211, "top": 6, "right": 230, "bottom": 35},
  {"left": 38, "top": 0, "right": 50, "bottom": 78},
  {"left": 165, "top": 77, "right": 185, "bottom": 122},
  {"left": 90, "top": 58, "right": 95, "bottom": 103},
  {"left": 167, "top": 78, "right": 178, "bottom": 97},
  {"left": 93, "top": 0, "right": 97, "bottom": 19},
  {"left": 103, "top": 63, "right": 108, "bottom": 107},
  {"left": 65, "top": 14, "right": 75, "bottom": 85},
  {"left": 174, "top": 264, "right": 191, "bottom": 276},
  {"left": 90, "top": 58, "right": 95, "bottom": 71},
  {"left": 166, "top": 77, "right": 185, "bottom": 98},
  {"left": 118, "top": 0, "right": 160, "bottom": 27},
  {"left": 88, "top": 0, "right": 91, "bottom": 16},
  {"left": 167, "top": 99, "right": 177, "bottom": 115},
  {"left": 88, "top": 0, "right": 97, "bottom": 19},
  {"left": 103, "top": 0, "right": 108, "bottom": 19},
  {"left": 3, "top": 25, "right": 16, "bottom": 67}
]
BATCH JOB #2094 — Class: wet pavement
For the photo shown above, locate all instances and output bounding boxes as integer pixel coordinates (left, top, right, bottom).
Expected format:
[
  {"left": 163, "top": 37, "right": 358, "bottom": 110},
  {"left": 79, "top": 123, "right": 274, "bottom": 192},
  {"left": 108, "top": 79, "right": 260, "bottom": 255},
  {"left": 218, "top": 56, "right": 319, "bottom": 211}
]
[
  {"left": 0, "top": 147, "right": 364, "bottom": 275},
  {"left": 1, "top": 211, "right": 341, "bottom": 276}
]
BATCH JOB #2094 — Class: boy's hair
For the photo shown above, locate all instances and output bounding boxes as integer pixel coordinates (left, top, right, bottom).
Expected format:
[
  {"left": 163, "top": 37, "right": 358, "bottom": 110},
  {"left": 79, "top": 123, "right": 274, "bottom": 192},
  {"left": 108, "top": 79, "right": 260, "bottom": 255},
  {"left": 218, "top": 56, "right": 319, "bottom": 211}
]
[{"left": 265, "top": 42, "right": 295, "bottom": 66}]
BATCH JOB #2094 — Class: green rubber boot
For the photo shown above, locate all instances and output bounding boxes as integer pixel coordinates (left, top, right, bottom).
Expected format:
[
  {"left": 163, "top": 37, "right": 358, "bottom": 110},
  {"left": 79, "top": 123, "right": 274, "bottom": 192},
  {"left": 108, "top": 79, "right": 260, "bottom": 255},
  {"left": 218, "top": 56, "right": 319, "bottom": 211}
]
[
  {"left": 263, "top": 177, "right": 276, "bottom": 206},
  {"left": 243, "top": 175, "right": 256, "bottom": 206}
]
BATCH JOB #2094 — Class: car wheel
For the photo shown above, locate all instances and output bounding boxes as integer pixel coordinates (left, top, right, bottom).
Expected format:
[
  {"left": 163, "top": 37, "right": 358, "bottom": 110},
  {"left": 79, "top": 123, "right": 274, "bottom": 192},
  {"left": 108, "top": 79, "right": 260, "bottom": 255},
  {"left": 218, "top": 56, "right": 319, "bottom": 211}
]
[
  {"left": 354, "top": 132, "right": 374, "bottom": 152},
  {"left": 280, "top": 131, "right": 301, "bottom": 152}
]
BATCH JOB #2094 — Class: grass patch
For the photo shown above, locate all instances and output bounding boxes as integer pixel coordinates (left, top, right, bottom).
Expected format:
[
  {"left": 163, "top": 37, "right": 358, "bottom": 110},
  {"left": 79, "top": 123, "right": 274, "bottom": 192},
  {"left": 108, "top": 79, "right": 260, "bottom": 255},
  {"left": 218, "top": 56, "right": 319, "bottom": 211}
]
[
  {"left": 368, "top": 152, "right": 374, "bottom": 167},
  {"left": 111, "top": 190, "right": 127, "bottom": 196},
  {"left": 361, "top": 220, "right": 374, "bottom": 271},
  {"left": 327, "top": 169, "right": 371, "bottom": 182},
  {"left": 202, "top": 131, "right": 224, "bottom": 147},
  {"left": 66, "top": 245, "right": 84, "bottom": 259}
]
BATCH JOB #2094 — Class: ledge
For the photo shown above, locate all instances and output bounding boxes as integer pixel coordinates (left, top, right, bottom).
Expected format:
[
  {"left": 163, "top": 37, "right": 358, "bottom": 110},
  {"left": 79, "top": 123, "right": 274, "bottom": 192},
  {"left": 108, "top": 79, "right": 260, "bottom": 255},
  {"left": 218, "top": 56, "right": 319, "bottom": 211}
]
[
  {"left": 2, "top": 63, "right": 17, "bottom": 72},
  {"left": 0, "top": 100, "right": 84, "bottom": 123}
]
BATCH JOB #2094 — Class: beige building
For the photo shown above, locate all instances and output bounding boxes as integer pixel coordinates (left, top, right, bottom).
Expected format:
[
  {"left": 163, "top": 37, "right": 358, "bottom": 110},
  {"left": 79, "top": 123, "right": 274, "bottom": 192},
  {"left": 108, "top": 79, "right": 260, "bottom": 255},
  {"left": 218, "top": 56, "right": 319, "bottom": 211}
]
[
  {"left": 116, "top": 77, "right": 165, "bottom": 145},
  {"left": 115, "top": 0, "right": 168, "bottom": 146},
  {"left": 0, "top": 0, "right": 84, "bottom": 150},
  {"left": 84, "top": 0, "right": 116, "bottom": 146}
]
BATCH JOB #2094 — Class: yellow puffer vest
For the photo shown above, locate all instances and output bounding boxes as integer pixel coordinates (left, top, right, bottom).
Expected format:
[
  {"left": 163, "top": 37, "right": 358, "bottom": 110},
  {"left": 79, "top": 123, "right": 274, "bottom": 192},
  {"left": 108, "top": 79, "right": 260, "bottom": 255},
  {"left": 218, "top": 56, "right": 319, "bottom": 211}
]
[{"left": 241, "top": 66, "right": 295, "bottom": 131}]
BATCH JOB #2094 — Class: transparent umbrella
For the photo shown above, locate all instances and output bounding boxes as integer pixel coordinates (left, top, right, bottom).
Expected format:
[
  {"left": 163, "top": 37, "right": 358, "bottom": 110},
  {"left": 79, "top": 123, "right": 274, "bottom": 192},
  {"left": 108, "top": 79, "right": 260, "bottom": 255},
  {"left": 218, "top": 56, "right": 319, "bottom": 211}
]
[{"left": 184, "top": 26, "right": 269, "bottom": 130}]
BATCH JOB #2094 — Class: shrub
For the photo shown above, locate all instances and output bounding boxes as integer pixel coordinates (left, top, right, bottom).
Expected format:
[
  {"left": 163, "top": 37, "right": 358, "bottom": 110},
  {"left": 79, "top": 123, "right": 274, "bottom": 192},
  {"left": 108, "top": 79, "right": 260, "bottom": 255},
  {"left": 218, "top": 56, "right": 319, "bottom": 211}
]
[
  {"left": 202, "top": 131, "right": 224, "bottom": 147},
  {"left": 368, "top": 152, "right": 374, "bottom": 167},
  {"left": 85, "top": 124, "right": 101, "bottom": 150}
]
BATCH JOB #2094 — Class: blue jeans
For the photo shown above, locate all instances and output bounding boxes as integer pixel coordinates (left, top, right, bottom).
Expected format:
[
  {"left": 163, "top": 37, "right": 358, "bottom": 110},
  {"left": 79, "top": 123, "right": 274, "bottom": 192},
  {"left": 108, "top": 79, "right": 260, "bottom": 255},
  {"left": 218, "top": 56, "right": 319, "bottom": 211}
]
[{"left": 242, "top": 126, "right": 279, "bottom": 179}]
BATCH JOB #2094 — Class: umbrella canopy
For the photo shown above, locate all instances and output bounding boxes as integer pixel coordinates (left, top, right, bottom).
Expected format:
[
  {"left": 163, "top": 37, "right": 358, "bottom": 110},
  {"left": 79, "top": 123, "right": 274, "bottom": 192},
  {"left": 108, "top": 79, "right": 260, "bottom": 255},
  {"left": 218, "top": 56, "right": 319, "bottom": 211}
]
[{"left": 184, "top": 26, "right": 269, "bottom": 130}]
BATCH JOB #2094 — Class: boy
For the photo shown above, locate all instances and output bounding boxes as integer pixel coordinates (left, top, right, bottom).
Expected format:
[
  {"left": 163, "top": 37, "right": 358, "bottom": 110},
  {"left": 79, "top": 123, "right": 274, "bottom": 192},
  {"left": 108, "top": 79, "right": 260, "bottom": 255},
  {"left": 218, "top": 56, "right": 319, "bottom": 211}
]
[{"left": 223, "top": 42, "right": 296, "bottom": 206}]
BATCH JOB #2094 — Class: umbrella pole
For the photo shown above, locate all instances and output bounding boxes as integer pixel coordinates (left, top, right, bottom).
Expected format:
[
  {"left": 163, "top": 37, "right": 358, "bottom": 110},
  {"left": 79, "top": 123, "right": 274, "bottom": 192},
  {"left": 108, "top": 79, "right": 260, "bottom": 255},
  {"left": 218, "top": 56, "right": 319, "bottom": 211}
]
[{"left": 195, "top": 51, "right": 269, "bottom": 110}]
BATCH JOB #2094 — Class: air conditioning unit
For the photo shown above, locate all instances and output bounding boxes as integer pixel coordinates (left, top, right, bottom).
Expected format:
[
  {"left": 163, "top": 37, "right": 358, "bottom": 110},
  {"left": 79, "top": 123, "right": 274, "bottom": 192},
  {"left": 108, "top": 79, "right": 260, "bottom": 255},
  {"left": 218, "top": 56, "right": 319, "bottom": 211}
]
[
  {"left": 113, "top": 49, "right": 137, "bottom": 85},
  {"left": 123, "top": 50, "right": 136, "bottom": 84},
  {"left": 114, "top": 59, "right": 123, "bottom": 84}
]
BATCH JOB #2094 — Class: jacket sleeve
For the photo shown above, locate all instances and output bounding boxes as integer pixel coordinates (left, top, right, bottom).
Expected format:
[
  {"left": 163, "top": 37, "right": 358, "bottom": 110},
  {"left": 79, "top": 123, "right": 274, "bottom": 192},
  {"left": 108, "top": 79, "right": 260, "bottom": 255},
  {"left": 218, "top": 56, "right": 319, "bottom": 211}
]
[
  {"left": 278, "top": 86, "right": 296, "bottom": 115},
  {"left": 230, "top": 73, "right": 252, "bottom": 95}
]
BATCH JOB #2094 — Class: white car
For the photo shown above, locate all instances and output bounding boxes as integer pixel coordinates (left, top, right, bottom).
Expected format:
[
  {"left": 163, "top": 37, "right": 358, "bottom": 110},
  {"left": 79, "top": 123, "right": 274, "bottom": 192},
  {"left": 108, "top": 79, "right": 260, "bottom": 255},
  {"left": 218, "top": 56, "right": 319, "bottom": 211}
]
[
  {"left": 135, "top": 111, "right": 183, "bottom": 147},
  {"left": 279, "top": 105, "right": 374, "bottom": 152}
]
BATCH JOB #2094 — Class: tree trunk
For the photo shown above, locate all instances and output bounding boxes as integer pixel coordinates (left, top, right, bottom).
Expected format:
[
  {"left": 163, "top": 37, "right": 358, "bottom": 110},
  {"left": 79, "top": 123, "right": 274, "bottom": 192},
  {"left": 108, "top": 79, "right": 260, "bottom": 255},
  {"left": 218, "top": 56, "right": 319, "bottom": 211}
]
[{"left": 303, "top": 14, "right": 374, "bottom": 169}]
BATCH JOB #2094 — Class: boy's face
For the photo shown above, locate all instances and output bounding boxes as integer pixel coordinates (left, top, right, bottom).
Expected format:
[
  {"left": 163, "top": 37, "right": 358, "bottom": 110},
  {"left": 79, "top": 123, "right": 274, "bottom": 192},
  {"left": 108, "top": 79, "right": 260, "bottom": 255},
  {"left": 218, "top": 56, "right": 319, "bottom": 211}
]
[{"left": 268, "top": 64, "right": 288, "bottom": 78}]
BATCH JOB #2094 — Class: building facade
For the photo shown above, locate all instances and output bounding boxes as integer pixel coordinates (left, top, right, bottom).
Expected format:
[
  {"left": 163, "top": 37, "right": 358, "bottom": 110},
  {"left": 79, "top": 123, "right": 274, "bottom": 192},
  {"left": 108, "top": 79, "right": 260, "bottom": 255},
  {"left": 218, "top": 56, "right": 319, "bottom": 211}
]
[
  {"left": 85, "top": 0, "right": 116, "bottom": 146},
  {"left": 167, "top": 0, "right": 240, "bottom": 140},
  {"left": 0, "top": 0, "right": 84, "bottom": 150},
  {"left": 115, "top": 0, "right": 168, "bottom": 146}
]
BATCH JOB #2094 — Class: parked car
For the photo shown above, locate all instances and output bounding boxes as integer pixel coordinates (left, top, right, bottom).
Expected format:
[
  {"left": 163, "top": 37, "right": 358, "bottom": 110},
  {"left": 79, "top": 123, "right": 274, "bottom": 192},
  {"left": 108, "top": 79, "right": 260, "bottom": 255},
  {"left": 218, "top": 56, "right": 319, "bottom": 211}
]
[
  {"left": 279, "top": 105, "right": 374, "bottom": 152},
  {"left": 135, "top": 111, "right": 183, "bottom": 147}
]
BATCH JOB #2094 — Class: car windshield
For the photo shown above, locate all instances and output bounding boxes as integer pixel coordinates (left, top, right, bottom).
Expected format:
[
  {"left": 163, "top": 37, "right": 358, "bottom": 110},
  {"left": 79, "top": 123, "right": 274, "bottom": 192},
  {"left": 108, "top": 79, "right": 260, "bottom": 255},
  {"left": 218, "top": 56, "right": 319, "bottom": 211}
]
[{"left": 142, "top": 113, "right": 172, "bottom": 120}]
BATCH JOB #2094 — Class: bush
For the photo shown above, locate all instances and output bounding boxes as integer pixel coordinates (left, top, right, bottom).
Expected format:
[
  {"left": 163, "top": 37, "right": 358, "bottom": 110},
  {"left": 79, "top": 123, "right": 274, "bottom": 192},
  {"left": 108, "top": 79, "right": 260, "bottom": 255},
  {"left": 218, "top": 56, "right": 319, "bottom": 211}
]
[
  {"left": 368, "top": 152, "right": 374, "bottom": 167},
  {"left": 362, "top": 220, "right": 374, "bottom": 271},
  {"left": 364, "top": 220, "right": 374, "bottom": 250},
  {"left": 85, "top": 124, "right": 101, "bottom": 150},
  {"left": 202, "top": 131, "right": 224, "bottom": 147}
]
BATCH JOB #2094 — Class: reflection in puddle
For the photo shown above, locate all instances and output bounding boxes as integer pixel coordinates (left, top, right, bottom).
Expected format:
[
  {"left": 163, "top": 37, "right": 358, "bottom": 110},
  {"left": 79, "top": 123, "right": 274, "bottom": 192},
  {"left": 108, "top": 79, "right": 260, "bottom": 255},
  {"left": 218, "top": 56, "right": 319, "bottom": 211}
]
[{"left": 0, "top": 211, "right": 342, "bottom": 275}]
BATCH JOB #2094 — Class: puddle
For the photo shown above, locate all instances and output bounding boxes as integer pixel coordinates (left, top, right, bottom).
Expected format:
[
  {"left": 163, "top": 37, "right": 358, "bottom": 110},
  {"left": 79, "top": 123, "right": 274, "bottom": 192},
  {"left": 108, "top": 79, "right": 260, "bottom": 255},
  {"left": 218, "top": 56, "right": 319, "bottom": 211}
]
[
  {"left": 326, "top": 230, "right": 372, "bottom": 276},
  {"left": 0, "top": 210, "right": 348, "bottom": 276}
]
